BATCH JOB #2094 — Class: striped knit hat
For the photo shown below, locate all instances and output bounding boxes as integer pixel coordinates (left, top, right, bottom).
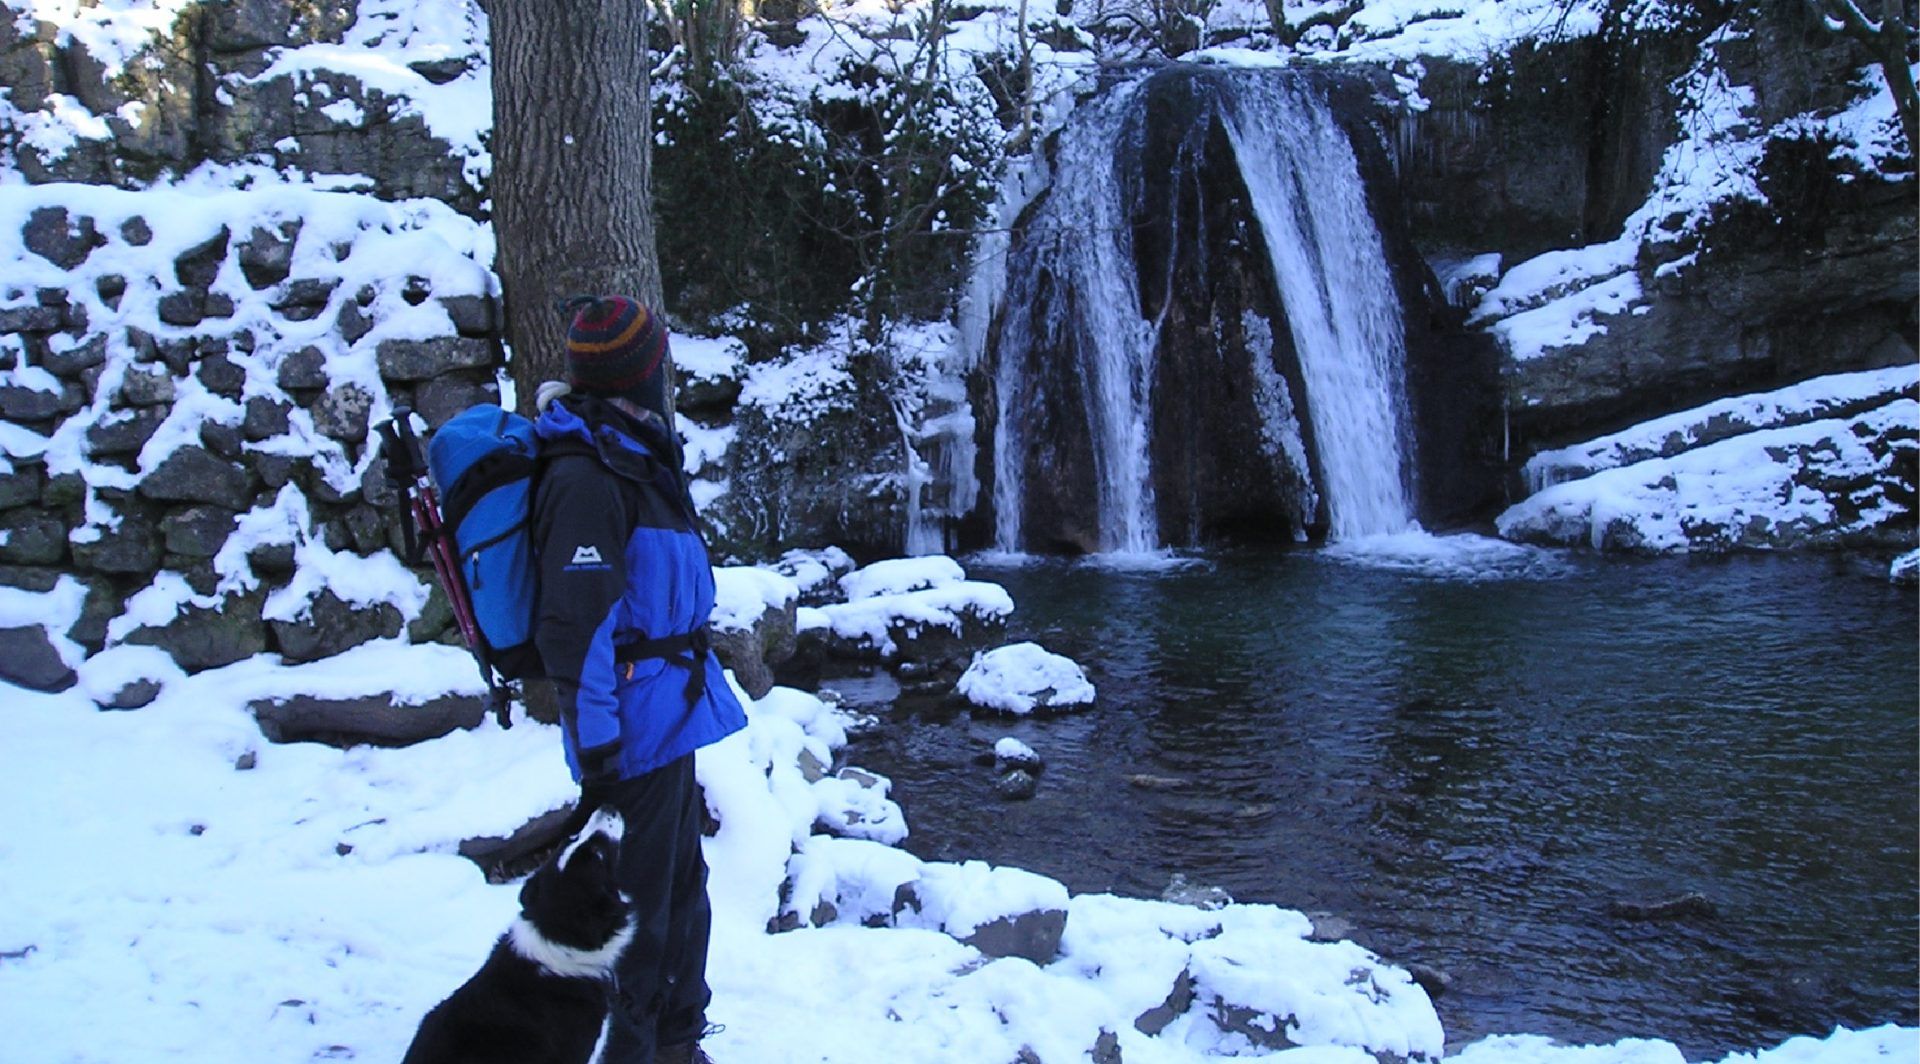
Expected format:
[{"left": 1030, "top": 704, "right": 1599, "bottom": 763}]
[{"left": 564, "top": 295, "right": 670, "bottom": 416}]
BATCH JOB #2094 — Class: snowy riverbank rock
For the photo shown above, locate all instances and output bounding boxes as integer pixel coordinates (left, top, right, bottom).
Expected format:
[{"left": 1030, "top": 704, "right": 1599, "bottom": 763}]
[
  {"left": 795, "top": 555, "right": 1013, "bottom": 677},
  {"left": 957, "top": 641, "right": 1096, "bottom": 715},
  {"left": 1497, "top": 369, "right": 1918, "bottom": 553},
  {"left": 710, "top": 564, "right": 801, "bottom": 699}
]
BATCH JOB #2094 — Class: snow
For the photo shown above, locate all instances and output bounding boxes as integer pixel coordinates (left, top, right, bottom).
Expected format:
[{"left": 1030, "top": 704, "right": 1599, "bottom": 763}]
[
  {"left": 671, "top": 331, "right": 747, "bottom": 385},
  {"left": 1453, "top": 1026, "right": 1919, "bottom": 1064},
  {"left": 956, "top": 640, "right": 1097, "bottom": 715},
  {"left": 771, "top": 545, "right": 857, "bottom": 602},
  {"left": 0, "top": 642, "right": 1520, "bottom": 1064},
  {"left": 995, "top": 735, "right": 1039, "bottom": 764},
  {"left": 1893, "top": 548, "right": 1920, "bottom": 583}
]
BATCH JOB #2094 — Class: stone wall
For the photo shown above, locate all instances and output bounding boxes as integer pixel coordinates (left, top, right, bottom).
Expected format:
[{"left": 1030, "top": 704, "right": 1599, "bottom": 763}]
[
  {"left": 0, "top": 0, "right": 487, "bottom": 213},
  {"left": 0, "top": 187, "right": 499, "bottom": 693}
]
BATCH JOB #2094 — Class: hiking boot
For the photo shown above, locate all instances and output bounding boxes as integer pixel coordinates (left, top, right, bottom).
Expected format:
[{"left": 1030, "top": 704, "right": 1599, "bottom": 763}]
[{"left": 654, "top": 1043, "right": 714, "bottom": 1064}]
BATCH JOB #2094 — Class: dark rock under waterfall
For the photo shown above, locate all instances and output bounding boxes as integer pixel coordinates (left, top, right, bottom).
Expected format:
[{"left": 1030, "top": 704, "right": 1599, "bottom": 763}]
[{"left": 1133, "top": 71, "right": 1327, "bottom": 547}]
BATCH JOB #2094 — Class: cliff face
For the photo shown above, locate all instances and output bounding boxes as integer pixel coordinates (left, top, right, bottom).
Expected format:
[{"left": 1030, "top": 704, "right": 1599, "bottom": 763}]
[{"left": 1396, "top": 5, "right": 1917, "bottom": 454}]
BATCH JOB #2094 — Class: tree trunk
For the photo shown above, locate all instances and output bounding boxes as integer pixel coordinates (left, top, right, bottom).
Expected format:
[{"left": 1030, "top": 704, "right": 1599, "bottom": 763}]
[{"left": 491, "top": 0, "right": 664, "bottom": 414}]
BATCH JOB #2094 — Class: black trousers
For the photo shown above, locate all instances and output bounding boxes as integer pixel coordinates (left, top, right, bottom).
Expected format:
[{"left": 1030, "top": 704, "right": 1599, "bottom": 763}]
[{"left": 600, "top": 754, "right": 713, "bottom": 1063}]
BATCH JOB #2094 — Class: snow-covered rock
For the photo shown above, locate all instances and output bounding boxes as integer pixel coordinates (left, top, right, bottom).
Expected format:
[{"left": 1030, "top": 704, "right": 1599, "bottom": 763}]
[
  {"left": 993, "top": 735, "right": 1043, "bottom": 773},
  {"left": 1522, "top": 366, "right": 1918, "bottom": 491},
  {"left": 799, "top": 555, "right": 1014, "bottom": 671},
  {"left": 957, "top": 640, "right": 1096, "bottom": 715},
  {"left": 1498, "top": 384, "right": 1917, "bottom": 553},
  {"left": 710, "top": 564, "right": 801, "bottom": 699}
]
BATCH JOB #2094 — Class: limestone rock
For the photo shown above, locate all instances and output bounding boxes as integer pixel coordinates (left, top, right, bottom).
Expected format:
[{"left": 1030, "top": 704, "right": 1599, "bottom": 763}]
[
  {"left": 0, "top": 626, "right": 75, "bottom": 692},
  {"left": 0, "top": 464, "right": 42, "bottom": 509},
  {"left": 413, "top": 373, "right": 495, "bottom": 430},
  {"left": 0, "top": 382, "right": 74, "bottom": 422},
  {"left": 122, "top": 589, "right": 268, "bottom": 672},
  {"left": 86, "top": 408, "right": 168, "bottom": 456},
  {"left": 40, "top": 333, "right": 108, "bottom": 377},
  {"left": 995, "top": 768, "right": 1038, "bottom": 800},
  {"left": 237, "top": 222, "right": 300, "bottom": 288},
  {"left": 269, "top": 591, "right": 404, "bottom": 664},
  {"left": 242, "top": 396, "right": 292, "bottom": 441},
  {"left": 95, "top": 677, "right": 163, "bottom": 710},
  {"left": 312, "top": 383, "right": 376, "bottom": 443},
  {"left": 709, "top": 600, "right": 798, "bottom": 700},
  {"left": 440, "top": 294, "right": 497, "bottom": 336},
  {"left": 0, "top": 512, "right": 66, "bottom": 565},
  {"left": 70, "top": 511, "right": 162, "bottom": 574},
  {"left": 160, "top": 506, "right": 239, "bottom": 559},
  {"left": 139, "top": 447, "right": 251, "bottom": 506},
  {"left": 893, "top": 861, "right": 1071, "bottom": 965},
  {"left": 250, "top": 691, "right": 486, "bottom": 747},
  {"left": 375, "top": 336, "right": 493, "bottom": 381},
  {"left": 23, "top": 206, "right": 104, "bottom": 270},
  {"left": 458, "top": 804, "right": 584, "bottom": 883},
  {"left": 116, "top": 365, "right": 177, "bottom": 407},
  {"left": 276, "top": 345, "right": 328, "bottom": 390},
  {"left": 0, "top": 303, "right": 63, "bottom": 333}
]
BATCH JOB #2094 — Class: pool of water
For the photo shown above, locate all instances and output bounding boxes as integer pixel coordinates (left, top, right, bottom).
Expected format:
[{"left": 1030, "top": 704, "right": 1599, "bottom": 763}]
[{"left": 844, "top": 544, "right": 1919, "bottom": 1059}]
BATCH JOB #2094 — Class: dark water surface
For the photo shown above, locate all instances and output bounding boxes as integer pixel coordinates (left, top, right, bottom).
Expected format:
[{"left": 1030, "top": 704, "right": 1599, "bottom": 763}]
[{"left": 846, "top": 548, "right": 1919, "bottom": 1059}]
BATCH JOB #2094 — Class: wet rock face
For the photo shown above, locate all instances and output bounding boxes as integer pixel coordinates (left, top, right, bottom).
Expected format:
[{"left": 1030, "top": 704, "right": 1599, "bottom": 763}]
[{"left": 1134, "top": 73, "right": 1325, "bottom": 547}]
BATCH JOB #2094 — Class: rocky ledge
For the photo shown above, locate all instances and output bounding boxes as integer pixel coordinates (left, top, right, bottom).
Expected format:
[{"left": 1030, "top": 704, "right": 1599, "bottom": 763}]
[{"left": 1497, "top": 366, "right": 1918, "bottom": 553}]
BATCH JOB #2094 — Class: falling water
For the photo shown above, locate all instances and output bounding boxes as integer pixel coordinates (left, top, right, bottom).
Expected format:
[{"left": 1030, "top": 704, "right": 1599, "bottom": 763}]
[
  {"left": 1222, "top": 75, "right": 1415, "bottom": 540},
  {"left": 993, "top": 78, "right": 1162, "bottom": 554},
  {"left": 988, "top": 69, "right": 1414, "bottom": 552}
]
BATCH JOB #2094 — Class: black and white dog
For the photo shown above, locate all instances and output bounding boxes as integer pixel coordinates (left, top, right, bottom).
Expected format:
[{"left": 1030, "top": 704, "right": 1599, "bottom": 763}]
[{"left": 402, "top": 808, "right": 634, "bottom": 1064}]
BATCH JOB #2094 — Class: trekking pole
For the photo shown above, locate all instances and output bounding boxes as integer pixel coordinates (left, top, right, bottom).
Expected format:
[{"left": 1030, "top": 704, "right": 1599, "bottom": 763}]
[{"left": 377, "top": 409, "right": 515, "bottom": 729}]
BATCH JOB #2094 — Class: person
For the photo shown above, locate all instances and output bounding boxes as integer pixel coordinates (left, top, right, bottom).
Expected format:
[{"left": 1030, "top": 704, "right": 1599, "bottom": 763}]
[{"left": 530, "top": 295, "right": 747, "bottom": 1064}]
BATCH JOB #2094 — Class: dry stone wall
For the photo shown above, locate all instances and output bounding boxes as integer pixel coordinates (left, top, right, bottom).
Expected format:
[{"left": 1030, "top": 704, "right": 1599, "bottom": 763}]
[
  {"left": 0, "top": 0, "right": 488, "bottom": 214},
  {"left": 0, "top": 185, "right": 500, "bottom": 695}
]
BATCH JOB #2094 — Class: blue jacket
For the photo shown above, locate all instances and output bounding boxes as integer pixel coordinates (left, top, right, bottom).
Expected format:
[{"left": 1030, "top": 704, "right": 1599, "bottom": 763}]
[{"left": 531, "top": 396, "right": 746, "bottom": 783}]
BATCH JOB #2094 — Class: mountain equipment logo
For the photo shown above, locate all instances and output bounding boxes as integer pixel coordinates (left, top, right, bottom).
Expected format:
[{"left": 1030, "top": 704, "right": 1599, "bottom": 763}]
[{"left": 570, "top": 545, "right": 603, "bottom": 566}]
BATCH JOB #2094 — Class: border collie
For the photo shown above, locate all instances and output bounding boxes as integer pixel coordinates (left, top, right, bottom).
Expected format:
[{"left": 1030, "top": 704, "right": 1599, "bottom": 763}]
[{"left": 402, "top": 808, "right": 634, "bottom": 1064}]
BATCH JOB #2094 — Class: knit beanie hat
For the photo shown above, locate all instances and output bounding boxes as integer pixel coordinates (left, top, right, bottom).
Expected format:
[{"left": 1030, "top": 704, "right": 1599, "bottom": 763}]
[{"left": 564, "top": 295, "right": 671, "bottom": 418}]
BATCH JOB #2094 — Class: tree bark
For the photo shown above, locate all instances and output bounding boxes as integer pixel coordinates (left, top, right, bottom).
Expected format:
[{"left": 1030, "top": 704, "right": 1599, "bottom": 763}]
[{"left": 491, "top": 0, "right": 664, "bottom": 413}]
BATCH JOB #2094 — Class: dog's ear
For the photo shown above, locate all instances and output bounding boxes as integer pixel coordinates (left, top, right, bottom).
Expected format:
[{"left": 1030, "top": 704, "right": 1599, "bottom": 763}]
[{"left": 519, "top": 869, "right": 544, "bottom": 911}]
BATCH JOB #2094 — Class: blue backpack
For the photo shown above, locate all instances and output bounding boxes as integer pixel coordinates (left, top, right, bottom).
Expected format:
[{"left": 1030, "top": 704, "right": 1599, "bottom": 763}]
[{"left": 424, "top": 404, "right": 546, "bottom": 682}]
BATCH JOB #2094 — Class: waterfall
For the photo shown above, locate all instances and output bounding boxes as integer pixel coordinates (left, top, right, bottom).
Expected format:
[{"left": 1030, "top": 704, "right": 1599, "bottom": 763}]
[
  {"left": 985, "top": 68, "right": 1415, "bottom": 553},
  {"left": 992, "top": 78, "right": 1162, "bottom": 554},
  {"left": 1222, "top": 76, "right": 1414, "bottom": 540}
]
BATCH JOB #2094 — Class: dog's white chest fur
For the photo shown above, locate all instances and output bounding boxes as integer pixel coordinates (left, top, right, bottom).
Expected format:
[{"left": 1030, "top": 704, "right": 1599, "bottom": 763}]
[{"left": 507, "top": 915, "right": 637, "bottom": 980}]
